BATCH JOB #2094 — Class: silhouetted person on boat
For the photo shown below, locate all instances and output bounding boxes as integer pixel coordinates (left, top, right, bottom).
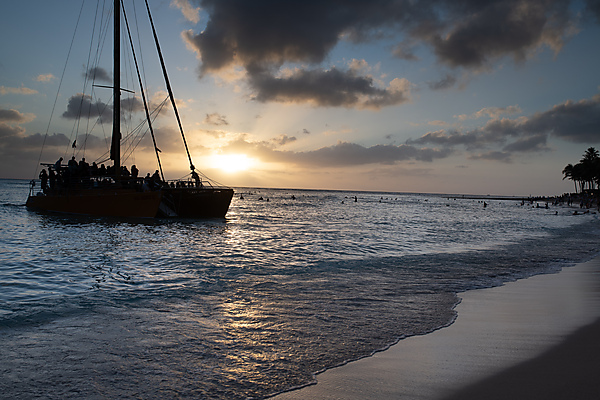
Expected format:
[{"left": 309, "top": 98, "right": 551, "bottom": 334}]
[
  {"left": 91, "top": 162, "right": 99, "bottom": 177},
  {"left": 39, "top": 169, "right": 48, "bottom": 193},
  {"left": 68, "top": 156, "right": 77, "bottom": 169},
  {"left": 79, "top": 158, "right": 90, "bottom": 185},
  {"left": 54, "top": 157, "right": 63, "bottom": 172},
  {"left": 191, "top": 170, "right": 201, "bottom": 187},
  {"left": 67, "top": 156, "right": 78, "bottom": 185},
  {"left": 48, "top": 168, "right": 56, "bottom": 190},
  {"left": 131, "top": 165, "right": 139, "bottom": 180},
  {"left": 151, "top": 170, "right": 161, "bottom": 189},
  {"left": 143, "top": 173, "right": 151, "bottom": 191}
]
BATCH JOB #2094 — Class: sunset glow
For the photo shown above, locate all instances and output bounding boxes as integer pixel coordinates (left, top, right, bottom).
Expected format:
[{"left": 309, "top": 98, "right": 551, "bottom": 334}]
[
  {"left": 1, "top": 0, "right": 600, "bottom": 195},
  {"left": 210, "top": 154, "right": 254, "bottom": 173}
]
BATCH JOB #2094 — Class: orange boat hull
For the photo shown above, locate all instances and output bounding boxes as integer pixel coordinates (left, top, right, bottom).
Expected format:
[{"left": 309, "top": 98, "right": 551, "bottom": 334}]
[
  {"left": 26, "top": 188, "right": 163, "bottom": 218},
  {"left": 160, "top": 187, "right": 234, "bottom": 218}
]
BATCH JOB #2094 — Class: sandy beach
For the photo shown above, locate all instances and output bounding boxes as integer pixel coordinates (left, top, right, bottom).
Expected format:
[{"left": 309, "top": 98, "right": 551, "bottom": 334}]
[{"left": 275, "top": 256, "right": 600, "bottom": 400}]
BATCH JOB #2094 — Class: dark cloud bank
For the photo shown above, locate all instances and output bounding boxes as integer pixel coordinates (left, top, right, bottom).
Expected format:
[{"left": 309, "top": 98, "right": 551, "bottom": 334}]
[
  {"left": 408, "top": 95, "right": 600, "bottom": 162},
  {"left": 184, "top": 0, "right": 599, "bottom": 107}
]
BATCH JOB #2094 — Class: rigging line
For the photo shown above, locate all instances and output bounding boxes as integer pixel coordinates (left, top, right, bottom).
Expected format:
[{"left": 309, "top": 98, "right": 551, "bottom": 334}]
[
  {"left": 82, "top": 0, "right": 105, "bottom": 155},
  {"left": 120, "top": 93, "right": 167, "bottom": 161},
  {"left": 32, "top": 0, "right": 87, "bottom": 179},
  {"left": 73, "top": 0, "right": 108, "bottom": 160},
  {"left": 93, "top": 0, "right": 113, "bottom": 158},
  {"left": 144, "top": 0, "right": 195, "bottom": 172},
  {"left": 131, "top": 0, "right": 149, "bottom": 107},
  {"left": 96, "top": 95, "right": 168, "bottom": 171},
  {"left": 121, "top": 0, "right": 165, "bottom": 181},
  {"left": 122, "top": 97, "right": 169, "bottom": 166}
]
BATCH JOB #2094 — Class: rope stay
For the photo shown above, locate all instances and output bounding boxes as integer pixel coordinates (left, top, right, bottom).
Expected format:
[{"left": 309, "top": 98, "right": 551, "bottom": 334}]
[
  {"left": 120, "top": 0, "right": 165, "bottom": 181},
  {"left": 143, "top": 0, "right": 196, "bottom": 173},
  {"left": 33, "top": 0, "right": 87, "bottom": 179}
]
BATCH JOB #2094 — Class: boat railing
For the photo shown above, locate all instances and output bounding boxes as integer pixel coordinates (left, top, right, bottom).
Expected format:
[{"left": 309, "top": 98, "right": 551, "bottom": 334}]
[
  {"left": 34, "top": 162, "right": 231, "bottom": 196},
  {"left": 163, "top": 179, "right": 231, "bottom": 190}
]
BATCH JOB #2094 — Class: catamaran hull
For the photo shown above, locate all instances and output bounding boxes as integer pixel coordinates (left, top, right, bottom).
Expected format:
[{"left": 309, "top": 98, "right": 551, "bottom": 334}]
[
  {"left": 26, "top": 190, "right": 163, "bottom": 218},
  {"left": 160, "top": 188, "right": 234, "bottom": 218}
]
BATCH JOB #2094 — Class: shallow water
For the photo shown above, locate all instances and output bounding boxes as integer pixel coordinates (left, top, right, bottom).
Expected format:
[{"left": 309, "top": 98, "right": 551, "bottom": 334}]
[{"left": 1, "top": 179, "right": 599, "bottom": 398}]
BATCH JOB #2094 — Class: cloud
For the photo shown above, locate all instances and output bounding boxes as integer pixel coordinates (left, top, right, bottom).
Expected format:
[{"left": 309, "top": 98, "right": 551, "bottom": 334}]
[
  {"left": 428, "top": 120, "right": 447, "bottom": 126},
  {"left": 0, "top": 123, "right": 69, "bottom": 151},
  {"left": 430, "top": 1, "right": 573, "bottom": 68},
  {"left": 0, "top": 109, "right": 34, "bottom": 123},
  {"left": 407, "top": 94, "right": 600, "bottom": 161},
  {"left": 271, "top": 134, "right": 297, "bottom": 146},
  {"left": 220, "top": 137, "right": 452, "bottom": 168},
  {"left": 249, "top": 68, "right": 411, "bottom": 109},
  {"left": 0, "top": 108, "right": 65, "bottom": 154},
  {"left": 502, "top": 133, "right": 549, "bottom": 153},
  {"left": 427, "top": 73, "right": 456, "bottom": 90},
  {"left": 457, "top": 105, "right": 522, "bottom": 120},
  {"left": 36, "top": 74, "right": 56, "bottom": 82},
  {"left": 0, "top": 85, "right": 38, "bottom": 95},
  {"left": 171, "top": 0, "right": 201, "bottom": 24},
  {"left": 0, "top": 122, "right": 24, "bottom": 140},
  {"left": 61, "top": 93, "right": 145, "bottom": 122},
  {"left": 392, "top": 42, "right": 419, "bottom": 61},
  {"left": 62, "top": 94, "right": 111, "bottom": 121},
  {"left": 204, "top": 112, "right": 229, "bottom": 126},
  {"left": 84, "top": 67, "right": 112, "bottom": 83},
  {"left": 585, "top": 0, "right": 600, "bottom": 23},
  {"left": 523, "top": 95, "right": 600, "bottom": 142},
  {"left": 469, "top": 150, "right": 513, "bottom": 162},
  {"left": 181, "top": 0, "right": 591, "bottom": 108}
]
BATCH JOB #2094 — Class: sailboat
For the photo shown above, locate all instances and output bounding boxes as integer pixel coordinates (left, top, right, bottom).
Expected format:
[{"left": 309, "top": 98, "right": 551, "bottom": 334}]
[{"left": 26, "top": 0, "right": 234, "bottom": 218}]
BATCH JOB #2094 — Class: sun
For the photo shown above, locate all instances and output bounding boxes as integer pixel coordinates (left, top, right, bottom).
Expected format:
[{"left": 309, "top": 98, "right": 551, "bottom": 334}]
[{"left": 210, "top": 154, "right": 254, "bottom": 173}]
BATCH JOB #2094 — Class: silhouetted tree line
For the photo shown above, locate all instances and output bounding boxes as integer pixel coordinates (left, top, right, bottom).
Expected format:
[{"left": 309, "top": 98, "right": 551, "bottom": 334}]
[{"left": 562, "top": 147, "right": 600, "bottom": 194}]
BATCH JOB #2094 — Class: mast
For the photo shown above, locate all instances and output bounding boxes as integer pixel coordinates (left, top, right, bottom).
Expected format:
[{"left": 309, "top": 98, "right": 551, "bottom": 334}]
[{"left": 111, "top": 0, "right": 121, "bottom": 180}]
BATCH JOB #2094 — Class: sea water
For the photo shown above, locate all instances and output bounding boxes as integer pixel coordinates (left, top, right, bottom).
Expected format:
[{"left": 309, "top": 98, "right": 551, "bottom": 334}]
[{"left": 1, "top": 179, "right": 599, "bottom": 399}]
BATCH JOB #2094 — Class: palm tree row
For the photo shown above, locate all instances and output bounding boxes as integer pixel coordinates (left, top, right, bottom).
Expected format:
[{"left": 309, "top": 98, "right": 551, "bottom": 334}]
[{"left": 562, "top": 147, "right": 600, "bottom": 193}]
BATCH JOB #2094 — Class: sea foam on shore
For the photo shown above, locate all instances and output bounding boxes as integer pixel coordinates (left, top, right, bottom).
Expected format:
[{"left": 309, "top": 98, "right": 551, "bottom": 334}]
[{"left": 275, "top": 256, "right": 600, "bottom": 400}]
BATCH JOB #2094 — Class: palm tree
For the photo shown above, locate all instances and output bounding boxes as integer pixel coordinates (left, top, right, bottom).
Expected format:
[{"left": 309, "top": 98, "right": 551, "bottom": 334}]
[
  {"left": 562, "top": 148, "right": 600, "bottom": 194},
  {"left": 580, "top": 147, "right": 599, "bottom": 191},
  {"left": 562, "top": 163, "right": 577, "bottom": 192}
]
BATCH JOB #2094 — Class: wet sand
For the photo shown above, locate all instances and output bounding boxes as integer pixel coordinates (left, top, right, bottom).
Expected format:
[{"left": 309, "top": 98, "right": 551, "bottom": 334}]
[{"left": 274, "top": 256, "right": 600, "bottom": 400}]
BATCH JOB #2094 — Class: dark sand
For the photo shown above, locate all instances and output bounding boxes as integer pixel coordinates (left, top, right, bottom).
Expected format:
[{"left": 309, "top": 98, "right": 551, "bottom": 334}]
[{"left": 275, "top": 257, "right": 600, "bottom": 400}]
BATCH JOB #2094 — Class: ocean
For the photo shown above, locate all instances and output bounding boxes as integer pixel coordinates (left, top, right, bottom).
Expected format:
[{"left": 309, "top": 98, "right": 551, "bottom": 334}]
[{"left": 1, "top": 178, "right": 599, "bottom": 399}]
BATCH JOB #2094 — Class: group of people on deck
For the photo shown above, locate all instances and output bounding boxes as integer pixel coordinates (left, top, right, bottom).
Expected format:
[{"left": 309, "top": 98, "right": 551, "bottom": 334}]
[{"left": 37, "top": 156, "right": 203, "bottom": 194}]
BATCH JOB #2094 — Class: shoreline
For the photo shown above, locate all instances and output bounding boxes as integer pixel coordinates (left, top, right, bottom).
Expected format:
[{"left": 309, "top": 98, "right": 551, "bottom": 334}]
[{"left": 274, "top": 256, "right": 600, "bottom": 399}]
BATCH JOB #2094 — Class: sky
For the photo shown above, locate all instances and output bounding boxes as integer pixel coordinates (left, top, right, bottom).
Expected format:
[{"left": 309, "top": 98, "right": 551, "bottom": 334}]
[{"left": 1, "top": 0, "right": 600, "bottom": 196}]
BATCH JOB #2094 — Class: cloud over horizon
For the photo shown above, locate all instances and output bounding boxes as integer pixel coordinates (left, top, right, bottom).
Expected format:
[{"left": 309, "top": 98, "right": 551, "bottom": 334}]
[
  {"left": 408, "top": 94, "right": 600, "bottom": 162},
  {"left": 219, "top": 136, "right": 452, "bottom": 168}
]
